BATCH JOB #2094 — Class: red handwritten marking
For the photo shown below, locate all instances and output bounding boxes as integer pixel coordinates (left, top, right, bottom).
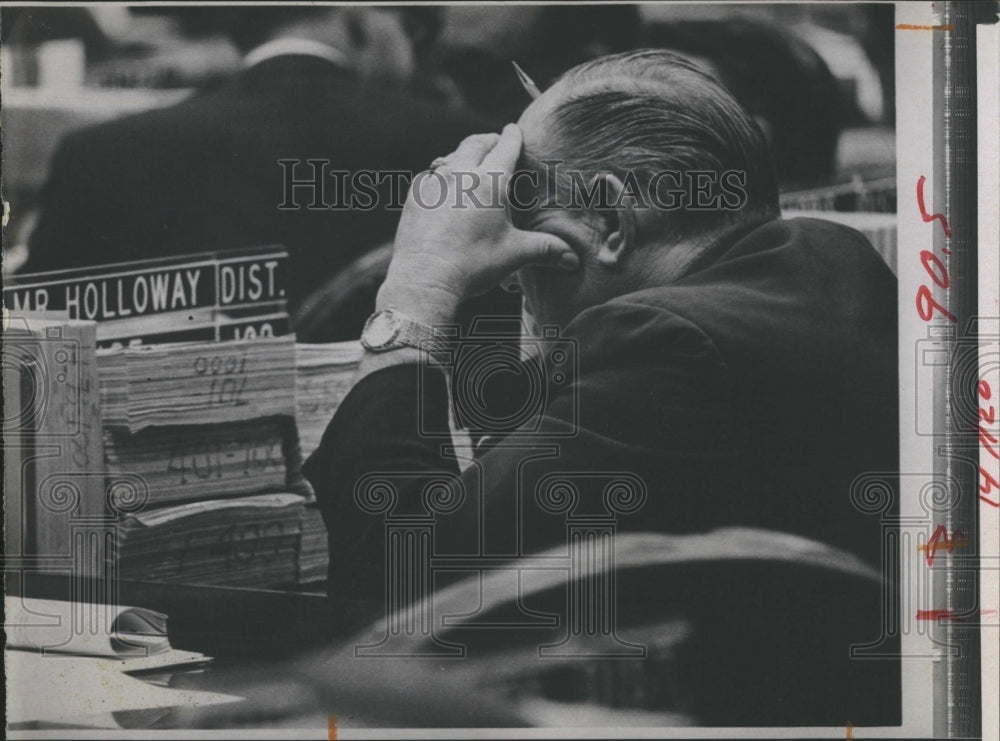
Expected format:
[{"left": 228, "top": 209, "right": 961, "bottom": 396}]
[
  {"left": 980, "top": 467, "right": 1000, "bottom": 507},
  {"left": 917, "top": 609, "right": 954, "bottom": 620},
  {"left": 915, "top": 176, "right": 957, "bottom": 323},
  {"left": 896, "top": 23, "right": 955, "bottom": 31},
  {"left": 919, "top": 526, "right": 968, "bottom": 567},
  {"left": 846, "top": 722, "right": 854, "bottom": 739},
  {"left": 916, "top": 285, "right": 957, "bottom": 322},
  {"left": 916, "top": 609, "right": 996, "bottom": 621},
  {"left": 920, "top": 250, "right": 950, "bottom": 288},
  {"left": 980, "top": 428, "right": 999, "bottom": 459},
  {"left": 981, "top": 381, "right": 1000, "bottom": 507},
  {"left": 328, "top": 715, "right": 338, "bottom": 740},
  {"left": 917, "top": 175, "right": 952, "bottom": 236}
]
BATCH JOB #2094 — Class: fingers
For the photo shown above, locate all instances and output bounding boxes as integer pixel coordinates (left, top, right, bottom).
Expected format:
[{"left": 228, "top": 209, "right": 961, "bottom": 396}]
[
  {"left": 435, "top": 124, "right": 519, "bottom": 175},
  {"left": 504, "top": 230, "right": 580, "bottom": 272},
  {"left": 480, "top": 124, "right": 522, "bottom": 172},
  {"left": 446, "top": 133, "right": 501, "bottom": 170}
]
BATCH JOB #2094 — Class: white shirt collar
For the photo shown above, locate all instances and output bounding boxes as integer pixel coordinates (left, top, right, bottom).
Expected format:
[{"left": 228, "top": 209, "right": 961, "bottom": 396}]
[{"left": 243, "top": 38, "right": 348, "bottom": 69}]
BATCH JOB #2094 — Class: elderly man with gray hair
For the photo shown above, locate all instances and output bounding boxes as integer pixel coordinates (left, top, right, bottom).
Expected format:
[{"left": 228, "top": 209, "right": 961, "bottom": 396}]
[{"left": 305, "top": 50, "right": 899, "bottom": 725}]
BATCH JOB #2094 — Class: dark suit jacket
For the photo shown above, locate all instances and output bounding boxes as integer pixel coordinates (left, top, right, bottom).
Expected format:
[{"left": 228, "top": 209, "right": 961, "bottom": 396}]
[
  {"left": 306, "top": 216, "right": 898, "bottom": 577},
  {"left": 24, "top": 55, "right": 488, "bottom": 325},
  {"left": 304, "top": 217, "right": 900, "bottom": 723}
]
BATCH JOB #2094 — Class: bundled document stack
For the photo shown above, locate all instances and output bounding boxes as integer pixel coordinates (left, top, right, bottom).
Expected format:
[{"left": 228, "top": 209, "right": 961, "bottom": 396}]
[
  {"left": 778, "top": 176, "right": 895, "bottom": 213},
  {"left": 297, "top": 503, "right": 329, "bottom": 584},
  {"left": 99, "top": 337, "right": 297, "bottom": 432},
  {"left": 287, "top": 342, "right": 362, "bottom": 583},
  {"left": 294, "top": 341, "right": 363, "bottom": 459},
  {"left": 7, "top": 249, "right": 319, "bottom": 590},
  {"left": 96, "top": 335, "right": 307, "bottom": 587},
  {"left": 103, "top": 418, "right": 291, "bottom": 504},
  {"left": 115, "top": 493, "right": 306, "bottom": 586},
  {"left": 99, "top": 336, "right": 299, "bottom": 507}
]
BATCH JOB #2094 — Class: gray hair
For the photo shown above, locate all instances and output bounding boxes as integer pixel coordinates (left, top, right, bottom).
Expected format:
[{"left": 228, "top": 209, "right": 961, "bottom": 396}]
[{"left": 536, "top": 49, "right": 780, "bottom": 240}]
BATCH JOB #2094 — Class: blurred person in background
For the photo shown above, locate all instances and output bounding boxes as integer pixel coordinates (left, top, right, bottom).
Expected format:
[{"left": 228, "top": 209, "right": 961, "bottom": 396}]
[
  {"left": 20, "top": 6, "right": 488, "bottom": 339},
  {"left": 645, "top": 18, "right": 844, "bottom": 188},
  {"left": 435, "top": 4, "right": 642, "bottom": 125},
  {"left": 430, "top": 10, "right": 847, "bottom": 210},
  {"left": 0, "top": 7, "right": 117, "bottom": 64}
]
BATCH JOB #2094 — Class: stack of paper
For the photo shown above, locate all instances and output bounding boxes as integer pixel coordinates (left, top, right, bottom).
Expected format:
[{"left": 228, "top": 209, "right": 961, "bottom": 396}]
[
  {"left": 6, "top": 651, "right": 238, "bottom": 729},
  {"left": 6, "top": 595, "right": 170, "bottom": 656},
  {"left": 92, "top": 333, "right": 312, "bottom": 586},
  {"left": 294, "top": 341, "right": 362, "bottom": 459},
  {"left": 5, "top": 595, "right": 210, "bottom": 675},
  {"left": 5, "top": 596, "right": 229, "bottom": 728},
  {"left": 99, "top": 336, "right": 296, "bottom": 433},
  {"left": 3, "top": 315, "right": 106, "bottom": 571},
  {"left": 104, "top": 417, "right": 292, "bottom": 506},
  {"left": 115, "top": 493, "right": 306, "bottom": 586},
  {"left": 777, "top": 175, "right": 895, "bottom": 213},
  {"left": 296, "top": 503, "right": 329, "bottom": 584}
]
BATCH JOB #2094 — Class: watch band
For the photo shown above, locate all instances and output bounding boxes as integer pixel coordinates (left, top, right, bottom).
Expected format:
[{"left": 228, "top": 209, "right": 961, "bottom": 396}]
[
  {"left": 395, "top": 317, "right": 453, "bottom": 361},
  {"left": 361, "top": 307, "right": 453, "bottom": 361}
]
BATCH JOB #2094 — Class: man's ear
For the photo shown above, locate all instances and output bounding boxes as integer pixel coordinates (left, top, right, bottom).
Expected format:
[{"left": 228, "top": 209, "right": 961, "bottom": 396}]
[{"left": 593, "top": 172, "right": 642, "bottom": 269}]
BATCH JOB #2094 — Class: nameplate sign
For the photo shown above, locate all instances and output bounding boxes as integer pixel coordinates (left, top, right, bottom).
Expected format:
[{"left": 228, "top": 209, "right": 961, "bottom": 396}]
[{"left": 6, "top": 247, "right": 290, "bottom": 347}]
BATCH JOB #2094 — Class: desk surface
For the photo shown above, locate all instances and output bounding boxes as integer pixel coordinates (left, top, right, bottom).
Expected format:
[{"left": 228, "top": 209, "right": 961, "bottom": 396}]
[
  {"left": 5, "top": 575, "right": 385, "bottom": 732},
  {"left": 10, "top": 573, "right": 378, "bottom": 661},
  {"left": 7, "top": 548, "right": 901, "bottom": 731}
]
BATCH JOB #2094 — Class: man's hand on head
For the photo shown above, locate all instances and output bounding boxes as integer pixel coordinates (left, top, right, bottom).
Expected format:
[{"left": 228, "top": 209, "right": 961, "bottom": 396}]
[{"left": 377, "top": 123, "right": 579, "bottom": 326}]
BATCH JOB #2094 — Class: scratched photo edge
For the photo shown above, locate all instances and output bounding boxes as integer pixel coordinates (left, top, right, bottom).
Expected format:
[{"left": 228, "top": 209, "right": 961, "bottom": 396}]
[{"left": 2, "top": 2, "right": 996, "bottom": 738}]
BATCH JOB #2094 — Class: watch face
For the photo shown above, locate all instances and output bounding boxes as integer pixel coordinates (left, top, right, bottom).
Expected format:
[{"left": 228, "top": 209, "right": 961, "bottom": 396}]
[{"left": 363, "top": 311, "right": 400, "bottom": 349}]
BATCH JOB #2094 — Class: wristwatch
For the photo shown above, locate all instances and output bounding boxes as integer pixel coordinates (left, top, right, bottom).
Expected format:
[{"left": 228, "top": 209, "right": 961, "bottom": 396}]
[{"left": 360, "top": 307, "right": 452, "bottom": 361}]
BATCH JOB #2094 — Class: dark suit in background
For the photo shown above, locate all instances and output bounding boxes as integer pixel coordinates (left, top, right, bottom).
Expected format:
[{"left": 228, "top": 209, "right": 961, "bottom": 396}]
[{"left": 24, "top": 54, "right": 488, "bottom": 336}]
